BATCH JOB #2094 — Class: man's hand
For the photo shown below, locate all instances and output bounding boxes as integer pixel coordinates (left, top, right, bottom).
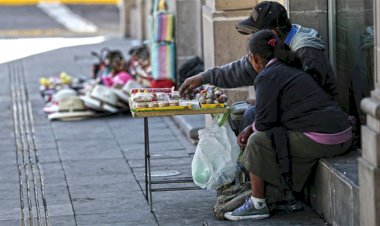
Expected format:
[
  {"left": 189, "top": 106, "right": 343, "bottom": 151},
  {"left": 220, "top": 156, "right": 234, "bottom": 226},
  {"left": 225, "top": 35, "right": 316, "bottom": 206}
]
[
  {"left": 237, "top": 125, "right": 254, "bottom": 149},
  {"left": 179, "top": 74, "right": 204, "bottom": 98}
]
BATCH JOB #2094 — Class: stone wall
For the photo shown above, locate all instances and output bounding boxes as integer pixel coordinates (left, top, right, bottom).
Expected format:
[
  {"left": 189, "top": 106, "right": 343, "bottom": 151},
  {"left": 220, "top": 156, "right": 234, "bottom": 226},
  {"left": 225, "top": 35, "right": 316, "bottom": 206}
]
[
  {"left": 202, "top": 5, "right": 251, "bottom": 69},
  {"left": 288, "top": 0, "right": 329, "bottom": 50},
  {"left": 359, "top": 2, "right": 380, "bottom": 225},
  {"left": 205, "top": 0, "right": 256, "bottom": 10}
]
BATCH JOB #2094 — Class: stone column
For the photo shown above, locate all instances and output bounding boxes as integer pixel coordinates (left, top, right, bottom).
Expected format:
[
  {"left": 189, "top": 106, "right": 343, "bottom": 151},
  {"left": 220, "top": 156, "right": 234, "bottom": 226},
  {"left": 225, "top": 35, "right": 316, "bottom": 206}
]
[
  {"left": 202, "top": 3, "right": 253, "bottom": 69},
  {"left": 120, "top": 0, "right": 134, "bottom": 37},
  {"left": 359, "top": 1, "right": 380, "bottom": 226},
  {"left": 175, "top": 0, "right": 204, "bottom": 70},
  {"left": 129, "top": 0, "right": 146, "bottom": 42},
  {"left": 144, "top": 0, "right": 153, "bottom": 41}
]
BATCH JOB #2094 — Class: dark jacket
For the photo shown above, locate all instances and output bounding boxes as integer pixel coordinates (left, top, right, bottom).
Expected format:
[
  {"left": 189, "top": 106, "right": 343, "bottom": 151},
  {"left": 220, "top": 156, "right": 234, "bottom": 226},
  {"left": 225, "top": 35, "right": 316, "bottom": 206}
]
[
  {"left": 201, "top": 55, "right": 257, "bottom": 88},
  {"left": 297, "top": 47, "right": 337, "bottom": 98},
  {"left": 254, "top": 60, "right": 349, "bottom": 133},
  {"left": 200, "top": 40, "right": 337, "bottom": 99}
]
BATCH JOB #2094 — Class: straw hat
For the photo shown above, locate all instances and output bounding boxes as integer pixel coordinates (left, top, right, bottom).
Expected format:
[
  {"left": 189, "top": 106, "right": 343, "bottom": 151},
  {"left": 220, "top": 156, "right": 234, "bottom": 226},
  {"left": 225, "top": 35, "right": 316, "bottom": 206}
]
[
  {"left": 48, "top": 96, "right": 95, "bottom": 121},
  {"left": 53, "top": 88, "right": 77, "bottom": 102},
  {"left": 43, "top": 88, "right": 78, "bottom": 114}
]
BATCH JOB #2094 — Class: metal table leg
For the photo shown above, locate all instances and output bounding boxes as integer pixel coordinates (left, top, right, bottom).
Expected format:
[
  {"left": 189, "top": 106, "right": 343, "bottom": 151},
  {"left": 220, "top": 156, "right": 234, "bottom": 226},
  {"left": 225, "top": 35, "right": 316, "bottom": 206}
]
[
  {"left": 144, "top": 117, "right": 149, "bottom": 201},
  {"left": 143, "top": 116, "right": 200, "bottom": 213},
  {"left": 144, "top": 117, "right": 153, "bottom": 212}
]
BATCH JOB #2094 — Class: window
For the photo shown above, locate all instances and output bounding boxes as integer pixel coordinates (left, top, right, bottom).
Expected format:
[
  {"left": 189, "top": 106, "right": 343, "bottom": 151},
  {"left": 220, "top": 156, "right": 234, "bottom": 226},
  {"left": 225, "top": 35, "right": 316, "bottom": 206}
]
[{"left": 333, "top": 0, "right": 374, "bottom": 125}]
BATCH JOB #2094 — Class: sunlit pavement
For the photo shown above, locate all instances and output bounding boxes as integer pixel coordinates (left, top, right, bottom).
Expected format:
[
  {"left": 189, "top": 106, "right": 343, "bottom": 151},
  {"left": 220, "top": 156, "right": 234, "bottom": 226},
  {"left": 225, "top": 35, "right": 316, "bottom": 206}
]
[
  {"left": 0, "top": 3, "right": 120, "bottom": 38},
  {"left": 0, "top": 0, "right": 119, "bottom": 5},
  {"left": 0, "top": 36, "right": 105, "bottom": 64}
]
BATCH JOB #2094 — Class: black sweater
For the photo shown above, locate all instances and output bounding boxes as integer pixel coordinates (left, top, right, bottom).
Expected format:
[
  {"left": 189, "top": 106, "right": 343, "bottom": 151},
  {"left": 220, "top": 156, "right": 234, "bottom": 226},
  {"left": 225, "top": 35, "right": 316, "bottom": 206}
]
[{"left": 254, "top": 61, "right": 349, "bottom": 133}]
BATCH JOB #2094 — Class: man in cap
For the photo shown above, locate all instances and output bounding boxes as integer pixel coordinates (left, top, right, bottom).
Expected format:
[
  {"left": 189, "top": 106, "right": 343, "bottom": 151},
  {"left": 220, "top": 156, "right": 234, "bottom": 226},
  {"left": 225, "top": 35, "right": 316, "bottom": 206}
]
[{"left": 179, "top": 1, "right": 337, "bottom": 131}]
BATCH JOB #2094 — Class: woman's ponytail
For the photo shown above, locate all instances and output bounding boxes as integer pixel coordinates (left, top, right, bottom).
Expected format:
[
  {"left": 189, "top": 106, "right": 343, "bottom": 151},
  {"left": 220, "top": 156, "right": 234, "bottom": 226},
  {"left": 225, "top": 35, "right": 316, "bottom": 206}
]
[
  {"left": 274, "top": 40, "right": 302, "bottom": 69},
  {"left": 248, "top": 30, "right": 302, "bottom": 69}
]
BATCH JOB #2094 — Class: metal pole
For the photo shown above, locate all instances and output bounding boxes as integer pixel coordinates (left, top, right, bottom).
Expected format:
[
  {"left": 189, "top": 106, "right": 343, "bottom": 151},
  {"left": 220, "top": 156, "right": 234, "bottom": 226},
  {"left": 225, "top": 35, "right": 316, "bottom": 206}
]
[
  {"left": 144, "top": 117, "right": 153, "bottom": 212},
  {"left": 328, "top": 0, "right": 337, "bottom": 74},
  {"left": 144, "top": 117, "right": 149, "bottom": 202}
]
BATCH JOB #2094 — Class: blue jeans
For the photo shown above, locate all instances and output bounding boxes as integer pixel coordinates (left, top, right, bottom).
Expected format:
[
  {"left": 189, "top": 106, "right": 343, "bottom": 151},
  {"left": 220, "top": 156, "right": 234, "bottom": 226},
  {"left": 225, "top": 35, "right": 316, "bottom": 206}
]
[{"left": 239, "top": 105, "right": 256, "bottom": 133}]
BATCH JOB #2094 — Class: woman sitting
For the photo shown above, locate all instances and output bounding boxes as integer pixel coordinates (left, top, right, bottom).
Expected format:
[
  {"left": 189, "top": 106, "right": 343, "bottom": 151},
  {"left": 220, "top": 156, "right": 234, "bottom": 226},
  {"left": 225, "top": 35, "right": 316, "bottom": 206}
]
[{"left": 224, "top": 30, "right": 352, "bottom": 221}]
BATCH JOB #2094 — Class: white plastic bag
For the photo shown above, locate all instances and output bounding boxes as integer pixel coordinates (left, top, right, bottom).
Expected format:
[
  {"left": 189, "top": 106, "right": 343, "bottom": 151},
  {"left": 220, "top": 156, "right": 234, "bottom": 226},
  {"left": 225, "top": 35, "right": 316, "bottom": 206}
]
[{"left": 192, "top": 119, "right": 240, "bottom": 190}]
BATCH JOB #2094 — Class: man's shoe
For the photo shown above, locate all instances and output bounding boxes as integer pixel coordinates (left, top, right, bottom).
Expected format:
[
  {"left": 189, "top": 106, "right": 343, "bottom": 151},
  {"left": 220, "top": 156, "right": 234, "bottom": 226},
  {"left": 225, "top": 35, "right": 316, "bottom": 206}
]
[{"left": 224, "top": 197, "right": 270, "bottom": 221}]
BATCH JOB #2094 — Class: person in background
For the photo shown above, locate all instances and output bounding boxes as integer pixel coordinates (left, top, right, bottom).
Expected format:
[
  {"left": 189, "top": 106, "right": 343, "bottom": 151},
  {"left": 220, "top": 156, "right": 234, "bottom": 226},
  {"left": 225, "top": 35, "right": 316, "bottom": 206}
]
[
  {"left": 179, "top": 1, "right": 338, "bottom": 133},
  {"left": 223, "top": 29, "right": 352, "bottom": 221}
]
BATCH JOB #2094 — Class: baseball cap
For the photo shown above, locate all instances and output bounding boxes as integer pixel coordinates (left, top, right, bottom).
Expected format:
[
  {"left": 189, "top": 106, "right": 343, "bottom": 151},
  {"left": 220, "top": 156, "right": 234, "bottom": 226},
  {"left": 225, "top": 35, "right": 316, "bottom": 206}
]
[{"left": 236, "top": 1, "right": 289, "bottom": 35}]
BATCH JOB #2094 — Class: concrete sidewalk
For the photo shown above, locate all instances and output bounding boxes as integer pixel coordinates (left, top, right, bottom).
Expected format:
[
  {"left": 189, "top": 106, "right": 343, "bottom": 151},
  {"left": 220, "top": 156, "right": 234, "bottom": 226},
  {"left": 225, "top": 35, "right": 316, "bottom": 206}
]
[{"left": 0, "top": 37, "right": 326, "bottom": 225}]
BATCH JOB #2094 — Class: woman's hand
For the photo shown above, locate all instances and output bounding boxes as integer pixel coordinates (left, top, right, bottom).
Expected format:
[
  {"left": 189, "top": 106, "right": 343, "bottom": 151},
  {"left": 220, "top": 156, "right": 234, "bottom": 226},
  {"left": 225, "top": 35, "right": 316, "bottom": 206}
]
[
  {"left": 178, "top": 74, "right": 204, "bottom": 98},
  {"left": 237, "top": 125, "right": 254, "bottom": 149}
]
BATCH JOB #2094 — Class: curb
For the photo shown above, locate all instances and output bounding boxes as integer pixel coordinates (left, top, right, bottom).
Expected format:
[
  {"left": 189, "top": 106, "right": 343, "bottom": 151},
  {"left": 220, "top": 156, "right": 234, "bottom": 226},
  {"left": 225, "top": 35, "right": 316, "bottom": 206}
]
[{"left": 171, "top": 115, "right": 205, "bottom": 142}]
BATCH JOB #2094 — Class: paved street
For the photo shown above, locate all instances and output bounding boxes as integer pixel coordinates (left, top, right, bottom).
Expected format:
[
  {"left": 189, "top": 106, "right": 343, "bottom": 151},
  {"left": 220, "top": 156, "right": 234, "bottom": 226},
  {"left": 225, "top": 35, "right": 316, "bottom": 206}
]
[
  {"left": 0, "top": 2, "right": 327, "bottom": 225},
  {"left": 0, "top": 3, "right": 119, "bottom": 38},
  {"left": 0, "top": 38, "right": 328, "bottom": 225}
]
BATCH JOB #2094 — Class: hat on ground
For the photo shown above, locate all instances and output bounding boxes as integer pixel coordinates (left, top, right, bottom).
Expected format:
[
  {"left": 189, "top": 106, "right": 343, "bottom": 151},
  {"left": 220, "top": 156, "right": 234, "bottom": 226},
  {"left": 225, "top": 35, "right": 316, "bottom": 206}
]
[
  {"left": 53, "top": 88, "right": 77, "bottom": 102},
  {"left": 235, "top": 1, "right": 289, "bottom": 35},
  {"left": 90, "top": 84, "right": 119, "bottom": 107},
  {"left": 80, "top": 86, "right": 119, "bottom": 113},
  {"left": 43, "top": 88, "right": 78, "bottom": 114},
  {"left": 43, "top": 102, "right": 59, "bottom": 114},
  {"left": 48, "top": 96, "right": 95, "bottom": 121},
  {"left": 123, "top": 80, "right": 143, "bottom": 96},
  {"left": 110, "top": 80, "right": 144, "bottom": 107},
  {"left": 80, "top": 95, "right": 119, "bottom": 113},
  {"left": 112, "top": 88, "right": 130, "bottom": 104}
]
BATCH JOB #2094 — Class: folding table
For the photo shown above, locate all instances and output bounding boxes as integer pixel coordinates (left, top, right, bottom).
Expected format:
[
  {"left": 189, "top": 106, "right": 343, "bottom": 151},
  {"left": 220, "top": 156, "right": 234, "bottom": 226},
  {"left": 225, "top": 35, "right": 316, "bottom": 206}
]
[{"left": 131, "top": 108, "right": 228, "bottom": 212}]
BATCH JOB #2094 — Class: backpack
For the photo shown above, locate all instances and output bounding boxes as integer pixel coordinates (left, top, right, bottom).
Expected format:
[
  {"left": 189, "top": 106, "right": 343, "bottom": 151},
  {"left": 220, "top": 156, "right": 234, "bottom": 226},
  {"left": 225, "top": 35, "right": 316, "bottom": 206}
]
[{"left": 178, "top": 56, "right": 204, "bottom": 84}]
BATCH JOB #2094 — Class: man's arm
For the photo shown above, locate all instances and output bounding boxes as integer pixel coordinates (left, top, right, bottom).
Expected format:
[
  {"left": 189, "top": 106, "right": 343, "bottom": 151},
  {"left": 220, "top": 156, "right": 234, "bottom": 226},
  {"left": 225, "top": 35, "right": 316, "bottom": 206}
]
[
  {"left": 179, "top": 55, "right": 257, "bottom": 97},
  {"left": 201, "top": 55, "right": 257, "bottom": 88}
]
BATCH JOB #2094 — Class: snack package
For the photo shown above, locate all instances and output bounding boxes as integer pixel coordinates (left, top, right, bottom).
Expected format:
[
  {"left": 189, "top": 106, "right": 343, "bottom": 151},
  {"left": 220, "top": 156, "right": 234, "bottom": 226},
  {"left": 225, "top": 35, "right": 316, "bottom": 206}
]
[
  {"left": 131, "top": 92, "right": 154, "bottom": 102},
  {"left": 130, "top": 88, "right": 191, "bottom": 110},
  {"left": 130, "top": 87, "right": 173, "bottom": 94}
]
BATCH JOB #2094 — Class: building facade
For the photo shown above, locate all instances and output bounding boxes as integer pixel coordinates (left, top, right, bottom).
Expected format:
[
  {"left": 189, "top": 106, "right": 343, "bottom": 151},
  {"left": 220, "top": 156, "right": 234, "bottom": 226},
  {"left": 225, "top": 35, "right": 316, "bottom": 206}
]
[{"left": 124, "top": 0, "right": 378, "bottom": 225}]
